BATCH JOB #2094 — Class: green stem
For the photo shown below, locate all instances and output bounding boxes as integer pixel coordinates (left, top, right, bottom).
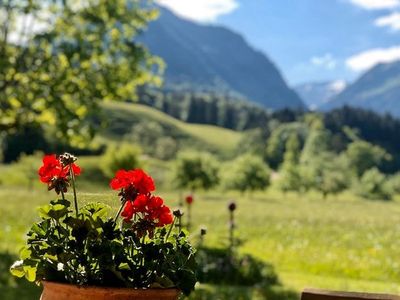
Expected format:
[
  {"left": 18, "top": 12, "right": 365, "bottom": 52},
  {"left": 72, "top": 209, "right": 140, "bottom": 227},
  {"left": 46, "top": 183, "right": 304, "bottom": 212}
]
[
  {"left": 229, "top": 211, "right": 234, "bottom": 253},
  {"left": 164, "top": 217, "right": 176, "bottom": 241},
  {"left": 114, "top": 199, "right": 127, "bottom": 223},
  {"left": 69, "top": 164, "right": 79, "bottom": 217},
  {"left": 187, "top": 204, "right": 191, "bottom": 230},
  {"left": 61, "top": 190, "right": 66, "bottom": 201},
  {"left": 178, "top": 215, "right": 182, "bottom": 233},
  {"left": 140, "top": 234, "right": 146, "bottom": 267}
]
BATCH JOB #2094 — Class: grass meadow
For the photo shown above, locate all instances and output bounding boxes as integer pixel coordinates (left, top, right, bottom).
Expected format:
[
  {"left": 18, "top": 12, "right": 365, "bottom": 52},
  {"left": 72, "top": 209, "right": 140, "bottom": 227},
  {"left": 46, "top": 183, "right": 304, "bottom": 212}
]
[{"left": 2, "top": 167, "right": 400, "bottom": 299}]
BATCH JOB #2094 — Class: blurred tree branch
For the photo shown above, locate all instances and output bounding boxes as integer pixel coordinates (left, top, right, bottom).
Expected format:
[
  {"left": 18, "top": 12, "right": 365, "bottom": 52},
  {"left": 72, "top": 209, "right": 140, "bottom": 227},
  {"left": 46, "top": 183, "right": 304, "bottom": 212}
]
[{"left": 0, "top": 0, "right": 164, "bottom": 147}]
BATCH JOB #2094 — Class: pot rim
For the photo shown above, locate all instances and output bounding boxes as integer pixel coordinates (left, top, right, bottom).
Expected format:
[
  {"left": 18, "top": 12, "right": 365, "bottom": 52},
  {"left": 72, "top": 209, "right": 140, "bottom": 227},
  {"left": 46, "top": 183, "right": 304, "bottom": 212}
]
[{"left": 42, "top": 281, "right": 180, "bottom": 295}]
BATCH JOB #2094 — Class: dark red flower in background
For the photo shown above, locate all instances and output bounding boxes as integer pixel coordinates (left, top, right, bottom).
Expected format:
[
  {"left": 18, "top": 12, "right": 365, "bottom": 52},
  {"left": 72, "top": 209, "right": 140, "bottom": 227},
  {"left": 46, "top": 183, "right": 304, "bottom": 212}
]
[
  {"left": 185, "top": 195, "right": 194, "bottom": 205},
  {"left": 110, "top": 169, "right": 155, "bottom": 200},
  {"left": 38, "top": 154, "right": 81, "bottom": 194}
]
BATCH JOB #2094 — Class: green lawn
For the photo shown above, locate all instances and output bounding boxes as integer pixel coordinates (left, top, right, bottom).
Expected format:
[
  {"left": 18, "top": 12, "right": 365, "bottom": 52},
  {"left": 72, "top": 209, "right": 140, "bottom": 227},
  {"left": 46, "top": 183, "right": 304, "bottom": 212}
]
[{"left": 1, "top": 183, "right": 400, "bottom": 299}]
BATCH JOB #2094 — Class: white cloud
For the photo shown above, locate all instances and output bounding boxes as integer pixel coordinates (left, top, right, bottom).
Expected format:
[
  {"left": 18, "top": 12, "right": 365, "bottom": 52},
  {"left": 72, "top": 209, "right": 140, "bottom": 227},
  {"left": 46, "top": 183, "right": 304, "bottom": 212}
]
[
  {"left": 348, "top": 0, "right": 400, "bottom": 10},
  {"left": 375, "top": 12, "right": 400, "bottom": 30},
  {"left": 156, "top": 0, "right": 239, "bottom": 22},
  {"left": 346, "top": 46, "right": 400, "bottom": 71},
  {"left": 310, "top": 53, "right": 337, "bottom": 70}
]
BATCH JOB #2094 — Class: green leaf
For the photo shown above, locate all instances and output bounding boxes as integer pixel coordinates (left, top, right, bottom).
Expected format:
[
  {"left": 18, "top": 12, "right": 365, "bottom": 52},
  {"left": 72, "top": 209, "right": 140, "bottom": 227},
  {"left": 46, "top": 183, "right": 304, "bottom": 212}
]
[
  {"left": 30, "top": 223, "right": 46, "bottom": 236},
  {"left": 50, "top": 199, "right": 71, "bottom": 207},
  {"left": 37, "top": 205, "right": 52, "bottom": 219},
  {"left": 81, "top": 202, "right": 110, "bottom": 220},
  {"left": 118, "top": 263, "right": 130, "bottom": 271},
  {"left": 176, "top": 268, "right": 197, "bottom": 296},
  {"left": 65, "top": 216, "right": 85, "bottom": 229},
  {"left": 10, "top": 260, "right": 25, "bottom": 278},
  {"left": 23, "top": 265, "right": 37, "bottom": 282},
  {"left": 19, "top": 247, "right": 32, "bottom": 260},
  {"left": 48, "top": 204, "right": 69, "bottom": 219}
]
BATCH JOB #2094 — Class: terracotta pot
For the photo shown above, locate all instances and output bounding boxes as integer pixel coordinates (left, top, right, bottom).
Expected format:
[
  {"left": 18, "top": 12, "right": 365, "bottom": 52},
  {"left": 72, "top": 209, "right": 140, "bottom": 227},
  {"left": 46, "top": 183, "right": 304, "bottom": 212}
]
[{"left": 40, "top": 281, "right": 181, "bottom": 300}]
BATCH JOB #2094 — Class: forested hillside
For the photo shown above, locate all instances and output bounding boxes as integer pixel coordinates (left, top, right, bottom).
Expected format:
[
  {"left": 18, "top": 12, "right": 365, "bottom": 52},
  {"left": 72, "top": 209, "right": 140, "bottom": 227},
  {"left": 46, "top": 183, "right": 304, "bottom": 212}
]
[{"left": 138, "top": 88, "right": 272, "bottom": 130}]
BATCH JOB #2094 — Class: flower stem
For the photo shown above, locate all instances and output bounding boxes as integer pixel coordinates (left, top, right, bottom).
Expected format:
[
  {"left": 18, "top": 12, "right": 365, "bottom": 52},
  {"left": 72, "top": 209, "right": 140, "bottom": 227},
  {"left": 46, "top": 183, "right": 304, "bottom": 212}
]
[
  {"left": 114, "top": 199, "right": 126, "bottom": 223},
  {"left": 69, "top": 165, "right": 79, "bottom": 217},
  {"left": 177, "top": 214, "right": 182, "bottom": 233},
  {"left": 164, "top": 217, "right": 176, "bottom": 241},
  {"left": 187, "top": 203, "right": 191, "bottom": 230},
  {"left": 140, "top": 234, "right": 146, "bottom": 267},
  {"left": 61, "top": 190, "right": 66, "bottom": 201}
]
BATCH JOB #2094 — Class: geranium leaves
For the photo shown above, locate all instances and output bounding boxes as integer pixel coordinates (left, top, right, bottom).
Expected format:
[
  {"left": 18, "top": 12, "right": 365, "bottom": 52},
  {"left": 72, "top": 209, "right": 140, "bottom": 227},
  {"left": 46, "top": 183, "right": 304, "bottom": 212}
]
[
  {"left": 11, "top": 199, "right": 197, "bottom": 293},
  {"left": 10, "top": 249, "right": 38, "bottom": 282},
  {"left": 81, "top": 202, "right": 110, "bottom": 220},
  {"left": 37, "top": 199, "right": 71, "bottom": 220}
]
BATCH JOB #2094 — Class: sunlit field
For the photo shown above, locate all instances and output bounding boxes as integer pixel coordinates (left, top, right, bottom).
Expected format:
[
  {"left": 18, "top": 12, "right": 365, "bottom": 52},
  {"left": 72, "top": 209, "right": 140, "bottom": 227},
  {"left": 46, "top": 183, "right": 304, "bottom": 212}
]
[{"left": 2, "top": 177, "right": 400, "bottom": 299}]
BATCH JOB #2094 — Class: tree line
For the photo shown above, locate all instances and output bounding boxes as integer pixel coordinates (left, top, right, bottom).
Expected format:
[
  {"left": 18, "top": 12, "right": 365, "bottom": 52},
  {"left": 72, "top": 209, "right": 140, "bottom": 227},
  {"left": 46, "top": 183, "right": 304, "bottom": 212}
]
[{"left": 137, "top": 87, "right": 272, "bottom": 131}]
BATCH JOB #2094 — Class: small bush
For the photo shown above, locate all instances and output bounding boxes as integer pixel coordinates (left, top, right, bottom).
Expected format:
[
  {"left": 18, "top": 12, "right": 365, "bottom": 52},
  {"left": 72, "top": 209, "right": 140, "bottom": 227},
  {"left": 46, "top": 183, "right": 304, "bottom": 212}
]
[
  {"left": 154, "top": 137, "right": 178, "bottom": 160},
  {"left": 101, "top": 144, "right": 142, "bottom": 177},
  {"left": 173, "top": 151, "right": 220, "bottom": 191},
  {"left": 355, "top": 167, "right": 392, "bottom": 200},
  {"left": 223, "top": 154, "right": 270, "bottom": 193},
  {"left": 386, "top": 173, "right": 400, "bottom": 195}
]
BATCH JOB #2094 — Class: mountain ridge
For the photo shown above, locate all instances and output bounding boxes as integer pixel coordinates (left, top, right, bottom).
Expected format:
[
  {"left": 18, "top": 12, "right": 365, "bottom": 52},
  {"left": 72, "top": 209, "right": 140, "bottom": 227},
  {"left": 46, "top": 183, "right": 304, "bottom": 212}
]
[
  {"left": 322, "top": 61, "right": 400, "bottom": 117},
  {"left": 139, "top": 6, "right": 306, "bottom": 110}
]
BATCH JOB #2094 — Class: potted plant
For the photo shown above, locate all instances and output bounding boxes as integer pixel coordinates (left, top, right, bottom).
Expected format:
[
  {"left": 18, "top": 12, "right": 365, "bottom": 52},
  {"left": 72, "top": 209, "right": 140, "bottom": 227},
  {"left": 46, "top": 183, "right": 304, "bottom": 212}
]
[{"left": 10, "top": 153, "right": 197, "bottom": 299}]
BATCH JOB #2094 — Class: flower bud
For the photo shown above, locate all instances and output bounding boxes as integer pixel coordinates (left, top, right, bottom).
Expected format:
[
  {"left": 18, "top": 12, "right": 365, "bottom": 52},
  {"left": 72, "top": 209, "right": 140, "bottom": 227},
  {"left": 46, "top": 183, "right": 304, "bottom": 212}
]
[
  {"left": 59, "top": 152, "right": 77, "bottom": 166},
  {"left": 228, "top": 201, "right": 237, "bottom": 212},
  {"left": 173, "top": 209, "right": 184, "bottom": 218}
]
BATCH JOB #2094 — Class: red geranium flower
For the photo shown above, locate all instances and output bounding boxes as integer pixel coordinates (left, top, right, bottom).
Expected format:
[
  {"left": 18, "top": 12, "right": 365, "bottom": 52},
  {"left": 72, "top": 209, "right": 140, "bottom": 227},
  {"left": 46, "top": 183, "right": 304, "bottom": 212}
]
[
  {"left": 154, "top": 205, "right": 173, "bottom": 227},
  {"left": 120, "top": 194, "right": 173, "bottom": 228},
  {"left": 185, "top": 195, "right": 194, "bottom": 205},
  {"left": 121, "top": 200, "right": 134, "bottom": 222},
  {"left": 38, "top": 154, "right": 81, "bottom": 194},
  {"left": 110, "top": 169, "right": 155, "bottom": 200}
]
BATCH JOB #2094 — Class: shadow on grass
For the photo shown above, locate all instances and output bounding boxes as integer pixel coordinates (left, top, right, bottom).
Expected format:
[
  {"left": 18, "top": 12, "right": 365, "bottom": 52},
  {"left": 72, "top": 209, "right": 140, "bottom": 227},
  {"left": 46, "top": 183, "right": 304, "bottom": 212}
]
[
  {"left": 0, "top": 252, "right": 41, "bottom": 300},
  {"left": 189, "top": 284, "right": 298, "bottom": 300},
  {"left": 192, "top": 247, "right": 299, "bottom": 300}
]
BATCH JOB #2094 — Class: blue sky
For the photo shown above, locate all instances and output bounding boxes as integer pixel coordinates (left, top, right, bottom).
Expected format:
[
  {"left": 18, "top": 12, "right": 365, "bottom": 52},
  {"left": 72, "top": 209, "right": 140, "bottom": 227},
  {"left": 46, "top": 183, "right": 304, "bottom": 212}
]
[{"left": 157, "top": 0, "right": 400, "bottom": 85}]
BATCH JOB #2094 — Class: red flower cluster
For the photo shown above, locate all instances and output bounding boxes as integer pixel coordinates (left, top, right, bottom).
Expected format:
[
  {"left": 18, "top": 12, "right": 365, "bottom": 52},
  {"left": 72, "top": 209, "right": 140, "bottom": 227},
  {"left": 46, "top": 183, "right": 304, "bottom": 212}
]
[
  {"left": 38, "top": 154, "right": 81, "bottom": 194},
  {"left": 121, "top": 194, "right": 173, "bottom": 226},
  {"left": 110, "top": 169, "right": 155, "bottom": 200},
  {"left": 112, "top": 169, "right": 173, "bottom": 237},
  {"left": 185, "top": 195, "right": 194, "bottom": 205}
]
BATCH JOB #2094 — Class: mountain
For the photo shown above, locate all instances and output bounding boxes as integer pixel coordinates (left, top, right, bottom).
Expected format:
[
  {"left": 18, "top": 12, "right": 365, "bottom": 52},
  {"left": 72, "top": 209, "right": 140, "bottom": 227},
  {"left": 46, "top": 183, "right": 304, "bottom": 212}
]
[
  {"left": 295, "top": 80, "right": 346, "bottom": 110},
  {"left": 322, "top": 61, "right": 400, "bottom": 117},
  {"left": 139, "top": 6, "right": 306, "bottom": 110}
]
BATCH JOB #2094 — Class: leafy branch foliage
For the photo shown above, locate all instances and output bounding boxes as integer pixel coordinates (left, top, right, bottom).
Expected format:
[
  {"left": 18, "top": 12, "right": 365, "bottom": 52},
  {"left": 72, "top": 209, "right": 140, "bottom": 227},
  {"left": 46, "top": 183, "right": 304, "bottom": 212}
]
[{"left": 0, "top": 0, "right": 162, "bottom": 145}]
